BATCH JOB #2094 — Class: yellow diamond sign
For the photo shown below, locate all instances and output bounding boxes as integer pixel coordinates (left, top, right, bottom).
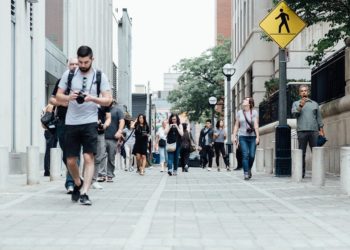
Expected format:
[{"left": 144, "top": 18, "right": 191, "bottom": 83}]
[{"left": 259, "top": 1, "right": 306, "bottom": 48}]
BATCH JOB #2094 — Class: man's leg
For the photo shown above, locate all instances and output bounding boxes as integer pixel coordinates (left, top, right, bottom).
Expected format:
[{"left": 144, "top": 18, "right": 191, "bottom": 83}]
[
  {"left": 105, "top": 139, "right": 117, "bottom": 179},
  {"left": 298, "top": 132, "right": 308, "bottom": 177},
  {"left": 67, "top": 156, "right": 81, "bottom": 185},
  {"left": 207, "top": 146, "right": 213, "bottom": 168},
  {"left": 94, "top": 134, "right": 106, "bottom": 181},
  {"left": 81, "top": 153, "right": 95, "bottom": 194}
]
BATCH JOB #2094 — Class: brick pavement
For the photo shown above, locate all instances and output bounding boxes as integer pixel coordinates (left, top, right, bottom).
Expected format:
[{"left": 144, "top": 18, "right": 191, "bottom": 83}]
[{"left": 0, "top": 167, "right": 350, "bottom": 250}]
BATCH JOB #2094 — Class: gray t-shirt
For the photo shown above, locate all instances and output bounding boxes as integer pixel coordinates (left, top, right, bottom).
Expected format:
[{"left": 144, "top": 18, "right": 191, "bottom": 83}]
[
  {"left": 58, "top": 68, "right": 110, "bottom": 125},
  {"left": 237, "top": 109, "right": 258, "bottom": 136},
  {"left": 214, "top": 128, "right": 226, "bottom": 143}
]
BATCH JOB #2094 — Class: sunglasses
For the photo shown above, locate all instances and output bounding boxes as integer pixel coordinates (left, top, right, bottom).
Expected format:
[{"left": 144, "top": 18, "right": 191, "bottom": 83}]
[{"left": 82, "top": 77, "right": 87, "bottom": 91}]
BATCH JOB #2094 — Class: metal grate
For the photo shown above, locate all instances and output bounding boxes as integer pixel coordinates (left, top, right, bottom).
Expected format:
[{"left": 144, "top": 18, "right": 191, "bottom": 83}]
[
  {"left": 11, "top": 0, "right": 15, "bottom": 22},
  {"left": 30, "top": 3, "right": 33, "bottom": 32}
]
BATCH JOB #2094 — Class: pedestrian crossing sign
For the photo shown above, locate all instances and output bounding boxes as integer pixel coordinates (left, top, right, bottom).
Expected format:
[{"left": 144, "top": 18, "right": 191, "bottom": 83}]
[{"left": 259, "top": 1, "right": 306, "bottom": 49}]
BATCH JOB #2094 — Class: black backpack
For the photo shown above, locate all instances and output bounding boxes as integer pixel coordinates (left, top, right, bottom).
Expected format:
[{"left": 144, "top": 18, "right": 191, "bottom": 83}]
[{"left": 65, "top": 69, "right": 102, "bottom": 96}]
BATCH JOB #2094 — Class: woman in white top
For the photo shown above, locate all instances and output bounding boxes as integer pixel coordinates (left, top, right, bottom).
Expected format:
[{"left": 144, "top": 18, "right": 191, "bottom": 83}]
[
  {"left": 122, "top": 115, "right": 136, "bottom": 172},
  {"left": 155, "top": 120, "right": 168, "bottom": 172},
  {"left": 232, "top": 97, "right": 260, "bottom": 180}
]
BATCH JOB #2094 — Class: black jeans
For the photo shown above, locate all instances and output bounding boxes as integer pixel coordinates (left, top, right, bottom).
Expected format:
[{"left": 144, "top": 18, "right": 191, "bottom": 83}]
[
  {"left": 297, "top": 131, "right": 318, "bottom": 176},
  {"left": 214, "top": 142, "right": 229, "bottom": 167},
  {"left": 44, "top": 130, "right": 58, "bottom": 175},
  {"left": 201, "top": 145, "right": 213, "bottom": 168},
  {"left": 180, "top": 148, "right": 190, "bottom": 169}
]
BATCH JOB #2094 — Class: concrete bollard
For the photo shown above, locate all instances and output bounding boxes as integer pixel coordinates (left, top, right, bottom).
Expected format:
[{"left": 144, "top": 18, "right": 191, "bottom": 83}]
[
  {"left": 264, "top": 148, "right": 274, "bottom": 174},
  {"left": 312, "top": 147, "right": 325, "bottom": 187},
  {"left": 340, "top": 147, "right": 350, "bottom": 194},
  {"left": 0, "top": 146, "right": 9, "bottom": 189},
  {"left": 292, "top": 149, "right": 303, "bottom": 182},
  {"left": 26, "top": 146, "right": 40, "bottom": 185},
  {"left": 255, "top": 148, "right": 264, "bottom": 172},
  {"left": 50, "top": 148, "right": 62, "bottom": 181}
]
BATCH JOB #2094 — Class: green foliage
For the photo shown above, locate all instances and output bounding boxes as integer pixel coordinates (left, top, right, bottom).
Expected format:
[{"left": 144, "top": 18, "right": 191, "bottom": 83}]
[
  {"left": 273, "top": 0, "right": 350, "bottom": 65},
  {"left": 167, "top": 39, "right": 231, "bottom": 122}
]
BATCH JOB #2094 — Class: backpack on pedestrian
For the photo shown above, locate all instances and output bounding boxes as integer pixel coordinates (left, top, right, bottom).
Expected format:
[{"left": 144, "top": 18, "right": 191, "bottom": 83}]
[{"left": 65, "top": 69, "right": 102, "bottom": 96}]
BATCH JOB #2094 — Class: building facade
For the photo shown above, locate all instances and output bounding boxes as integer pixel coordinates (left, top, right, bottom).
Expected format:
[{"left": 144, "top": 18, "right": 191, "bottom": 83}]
[
  {"left": 0, "top": 0, "right": 46, "bottom": 154},
  {"left": 63, "top": 0, "right": 113, "bottom": 82},
  {"left": 163, "top": 72, "right": 181, "bottom": 91},
  {"left": 215, "top": 0, "right": 232, "bottom": 42},
  {"left": 117, "top": 9, "right": 132, "bottom": 112}
]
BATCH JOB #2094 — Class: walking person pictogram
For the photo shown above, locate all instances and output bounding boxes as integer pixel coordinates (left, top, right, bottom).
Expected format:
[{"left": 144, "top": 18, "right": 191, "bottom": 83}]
[{"left": 275, "top": 8, "right": 290, "bottom": 33}]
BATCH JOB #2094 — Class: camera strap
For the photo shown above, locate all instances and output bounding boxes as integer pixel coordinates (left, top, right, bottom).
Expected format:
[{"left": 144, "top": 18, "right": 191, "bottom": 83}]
[
  {"left": 243, "top": 110, "right": 255, "bottom": 133},
  {"left": 122, "top": 129, "right": 135, "bottom": 146}
]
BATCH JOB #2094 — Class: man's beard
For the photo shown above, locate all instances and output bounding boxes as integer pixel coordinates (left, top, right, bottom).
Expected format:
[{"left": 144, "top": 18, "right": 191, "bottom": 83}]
[{"left": 79, "top": 64, "right": 92, "bottom": 73}]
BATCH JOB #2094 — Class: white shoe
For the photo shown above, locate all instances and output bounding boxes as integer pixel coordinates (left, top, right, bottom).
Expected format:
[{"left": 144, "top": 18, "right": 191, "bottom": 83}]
[
  {"left": 92, "top": 182, "right": 103, "bottom": 190},
  {"left": 207, "top": 167, "right": 212, "bottom": 171},
  {"left": 66, "top": 185, "right": 74, "bottom": 194}
]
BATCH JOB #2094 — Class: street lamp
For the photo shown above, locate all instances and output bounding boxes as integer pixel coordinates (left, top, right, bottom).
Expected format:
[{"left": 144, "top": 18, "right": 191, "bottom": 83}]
[
  {"left": 208, "top": 96, "right": 217, "bottom": 125},
  {"left": 222, "top": 63, "right": 236, "bottom": 168}
]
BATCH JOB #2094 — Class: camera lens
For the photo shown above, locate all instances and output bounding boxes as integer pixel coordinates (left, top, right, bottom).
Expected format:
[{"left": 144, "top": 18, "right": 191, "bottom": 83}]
[{"left": 76, "top": 92, "right": 86, "bottom": 104}]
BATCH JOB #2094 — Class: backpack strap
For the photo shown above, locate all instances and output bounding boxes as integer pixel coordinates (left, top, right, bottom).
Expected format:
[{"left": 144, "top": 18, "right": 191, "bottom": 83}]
[
  {"left": 65, "top": 69, "right": 75, "bottom": 95},
  {"left": 96, "top": 70, "right": 102, "bottom": 97}
]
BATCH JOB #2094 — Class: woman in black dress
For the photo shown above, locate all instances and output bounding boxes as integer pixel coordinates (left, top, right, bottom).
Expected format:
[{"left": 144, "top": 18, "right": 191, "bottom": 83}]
[{"left": 132, "top": 114, "right": 150, "bottom": 175}]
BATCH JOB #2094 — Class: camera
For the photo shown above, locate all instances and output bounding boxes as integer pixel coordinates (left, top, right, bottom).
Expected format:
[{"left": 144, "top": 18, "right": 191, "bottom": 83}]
[
  {"left": 76, "top": 91, "right": 86, "bottom": 104},
  {"left": 98, "top": 123, "right": 104, "bottom": 130},
  {"left": 246, "top": 128, "right": 255, "bottom": 134}
]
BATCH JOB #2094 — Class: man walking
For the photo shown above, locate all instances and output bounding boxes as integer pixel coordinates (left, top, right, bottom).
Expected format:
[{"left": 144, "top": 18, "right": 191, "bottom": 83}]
[
  {"left": 50, "top": 58, "right": 79, "bottom": 193},
  {"left": 101, "top": 100, "right": 125, "bottom": 182},
  {"left": 198, "top": 119, "right": 214, "bottom": 171},
  {"left": 56, "top": 46, "right": 112, "bottom": 205},
  {"left": 292, "top": 85, "right": 325, "bottom": 178}
]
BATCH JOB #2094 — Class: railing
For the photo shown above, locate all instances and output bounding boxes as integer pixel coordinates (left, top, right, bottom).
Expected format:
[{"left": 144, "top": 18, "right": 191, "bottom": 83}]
[
  {"left": 259, "top": 84, "right": 300, "bottom": 127},
  {"left": 311, "top": 47, "right": 346, "bottom": 104}
]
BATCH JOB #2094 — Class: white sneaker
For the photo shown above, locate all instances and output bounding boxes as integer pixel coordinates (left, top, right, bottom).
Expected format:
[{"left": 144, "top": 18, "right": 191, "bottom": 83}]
[
  {"left": 207, "top": 167, "right": 212, "bottom": 171},
  {"left": 66, "top": 185, "right": 74, "bottom": 194},
  {"left": 92, "top": 182, "right": 103, "bottom": 190}
]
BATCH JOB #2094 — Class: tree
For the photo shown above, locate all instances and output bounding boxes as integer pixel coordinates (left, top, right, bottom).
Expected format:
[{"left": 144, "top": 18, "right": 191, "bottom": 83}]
[
  {"left": 275, "top": 0, "right": 350, "bottom": 65},
  {"left": 167, "top": 39, "right": 231, "bottom": 122}
]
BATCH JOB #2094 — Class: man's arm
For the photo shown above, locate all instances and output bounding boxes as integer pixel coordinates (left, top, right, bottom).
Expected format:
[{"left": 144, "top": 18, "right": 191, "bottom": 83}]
[
  {"left": 85, "top": 90, "right": 112, "bottom": 107},
  {"left": 104, "top": 112, "right": 112, "bottom": 129},
  {"left": 49, "top": 96, "right": 68, "bottom": 107},
  {"left": 291, "top": 101, "right": 302, "bottom": 118},
  {"left": 56, "top": 88, "right": 78, "bottom": 103},
  {"left": 114, "top": 118, "right": 125, "bottom": 139}
]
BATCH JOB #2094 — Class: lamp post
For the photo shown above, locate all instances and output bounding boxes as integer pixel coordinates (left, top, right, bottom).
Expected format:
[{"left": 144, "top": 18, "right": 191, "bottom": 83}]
[
  {"left": 222, "top": 63, "right": 236, "bottom": 168},
  {"left": 208, "top": 96, "right": 217, "bottom": 125}
]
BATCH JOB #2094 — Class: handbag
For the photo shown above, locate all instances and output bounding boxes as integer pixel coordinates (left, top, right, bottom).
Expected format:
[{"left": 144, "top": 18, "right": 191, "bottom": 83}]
[
  {"left": 158, "top": 138, "right": 166, "bottom": 147},
  {"left": 41, "top": 107, "right": 58, "bottom": 130},
  {"left": 317, "top": 135, "right": 327, "bottom": 146},
  {"left": 166, "top": 142, "right": 176, "bottom": 152}
]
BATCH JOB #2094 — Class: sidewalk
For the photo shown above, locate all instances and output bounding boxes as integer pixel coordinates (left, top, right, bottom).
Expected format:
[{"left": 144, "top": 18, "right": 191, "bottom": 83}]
[{"left": 0, "top": 167, "right": 350, "bottom": 250}]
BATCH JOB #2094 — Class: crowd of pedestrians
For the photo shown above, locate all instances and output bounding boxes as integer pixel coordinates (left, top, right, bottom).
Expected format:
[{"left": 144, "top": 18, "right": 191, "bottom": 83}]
[{"left": 41, "top": 45, "right": 325, "bottom": 207}]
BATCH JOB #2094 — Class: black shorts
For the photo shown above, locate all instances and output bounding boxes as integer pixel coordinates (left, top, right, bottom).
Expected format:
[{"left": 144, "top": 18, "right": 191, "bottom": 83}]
[{"left": 65, "top": 122, "right": 98, "bottom": 157}]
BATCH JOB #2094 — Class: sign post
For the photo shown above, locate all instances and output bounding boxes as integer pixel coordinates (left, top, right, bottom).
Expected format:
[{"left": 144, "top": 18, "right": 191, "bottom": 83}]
[{"left": 259, "top": 1, "right": 306, "bottom": 176}]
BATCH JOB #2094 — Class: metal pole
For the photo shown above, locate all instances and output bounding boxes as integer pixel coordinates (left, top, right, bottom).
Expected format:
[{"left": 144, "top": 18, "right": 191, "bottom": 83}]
[
  {"left": 211, "top": 105, "right": 215, "bottom": 125},
  {"left": 226, "top": 76, "right": 232, "bottom": 157},
  {"left": 275, "top": 48, "right": 291, "bottom": 176},
  {"left": 279, "top": 49, "right": 287, "bottom": 125}
]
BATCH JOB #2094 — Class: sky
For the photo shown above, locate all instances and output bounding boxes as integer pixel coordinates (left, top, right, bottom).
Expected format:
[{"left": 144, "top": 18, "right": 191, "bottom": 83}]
[{"left": 114, "top": 0, "right": 215, "bottom": 92}]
